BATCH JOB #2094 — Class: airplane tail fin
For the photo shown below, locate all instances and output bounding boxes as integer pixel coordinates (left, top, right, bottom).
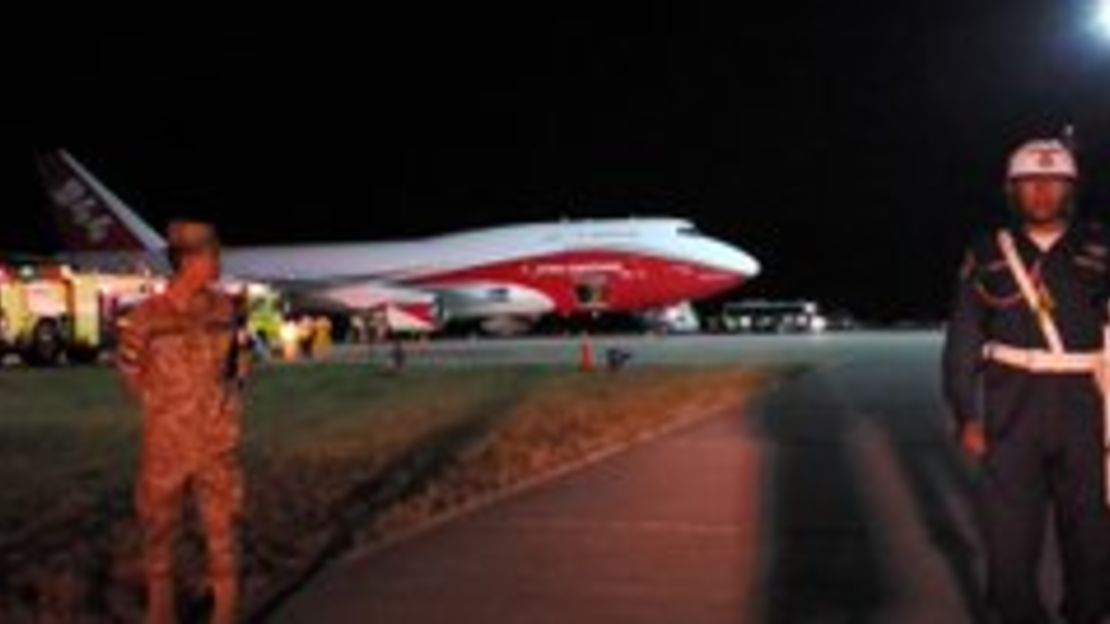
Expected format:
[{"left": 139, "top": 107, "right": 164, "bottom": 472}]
[{"left": 35, "top": 150, "right": 166, "bottom": 252}]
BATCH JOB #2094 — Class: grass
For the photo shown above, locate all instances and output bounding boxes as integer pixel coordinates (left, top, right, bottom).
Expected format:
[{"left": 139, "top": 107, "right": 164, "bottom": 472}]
[{"left": 0, "top": 363, "right": 774, "bottom": 622}]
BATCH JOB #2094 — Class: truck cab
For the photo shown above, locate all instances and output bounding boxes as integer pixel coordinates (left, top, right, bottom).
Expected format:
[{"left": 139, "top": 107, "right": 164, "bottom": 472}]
[{"left": 0, "top": 262, "right": 105, "bottom": 366}]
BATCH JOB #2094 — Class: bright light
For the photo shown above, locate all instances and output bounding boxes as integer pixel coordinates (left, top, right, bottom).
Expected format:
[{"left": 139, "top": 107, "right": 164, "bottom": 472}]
[
  {"left": 810, "top": 315, "right": 829, "bottom": 333},
  {"left": 280, "top": 322, "right": 299, "bottom": 345},
  {"left": 1098, "top": 0, "right": 1110, "bottom": 38}
]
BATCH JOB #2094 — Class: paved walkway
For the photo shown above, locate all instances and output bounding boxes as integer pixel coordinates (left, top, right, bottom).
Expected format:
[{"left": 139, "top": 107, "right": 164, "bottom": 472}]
[{"left": 275, "top": 334, "right": 1067, "bottom": 623}]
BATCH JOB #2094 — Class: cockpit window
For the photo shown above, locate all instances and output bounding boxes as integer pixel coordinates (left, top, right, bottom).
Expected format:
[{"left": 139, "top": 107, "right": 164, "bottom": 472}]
[{"left": 677, "top": 226, "right": 701, "bottom": 237}]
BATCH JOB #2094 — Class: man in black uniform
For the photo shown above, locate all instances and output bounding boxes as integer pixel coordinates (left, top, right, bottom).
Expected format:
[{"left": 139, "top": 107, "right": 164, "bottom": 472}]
[{"left": 944, "top": 137, "right": 1110, "bottom": 623}]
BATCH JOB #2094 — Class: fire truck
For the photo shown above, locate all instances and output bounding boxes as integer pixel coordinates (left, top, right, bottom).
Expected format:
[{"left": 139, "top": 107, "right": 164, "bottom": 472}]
[{"left": 0, "top": 260, "right": 109, "bottom": 366}]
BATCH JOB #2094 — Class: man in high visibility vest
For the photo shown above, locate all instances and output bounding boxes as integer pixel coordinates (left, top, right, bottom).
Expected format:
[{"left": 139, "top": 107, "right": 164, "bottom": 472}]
[{"left": 943, "top": 138, "right": 1110, "bottom": 623}]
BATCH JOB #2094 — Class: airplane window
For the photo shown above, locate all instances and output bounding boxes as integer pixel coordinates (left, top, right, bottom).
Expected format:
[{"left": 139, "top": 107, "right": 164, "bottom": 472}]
[
  {"left": 677, "top": 226, "right": 700, "bottom": 237},
  {"left": 487, "top": 287, "right": 511, "bottom": 302}
]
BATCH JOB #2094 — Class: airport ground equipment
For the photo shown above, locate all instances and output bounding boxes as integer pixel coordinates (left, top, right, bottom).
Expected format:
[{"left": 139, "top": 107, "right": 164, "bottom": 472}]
[
  {"left": 719, "top": 300, "right": 829, "bottom": 334},
  {"left": 0, "top": 263, "right": 106, "bottom": 366}
]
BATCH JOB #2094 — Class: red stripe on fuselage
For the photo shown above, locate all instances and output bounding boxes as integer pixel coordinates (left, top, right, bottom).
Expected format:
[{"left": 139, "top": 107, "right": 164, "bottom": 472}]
[{"left": 408, "top": 249, "right": 746, "bottom": 315}]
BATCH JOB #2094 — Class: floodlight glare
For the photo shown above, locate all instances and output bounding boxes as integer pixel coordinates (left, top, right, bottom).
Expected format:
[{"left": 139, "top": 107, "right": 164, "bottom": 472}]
[{"left": 1098, "top": 0, "right": 1110, "bottom": 38}]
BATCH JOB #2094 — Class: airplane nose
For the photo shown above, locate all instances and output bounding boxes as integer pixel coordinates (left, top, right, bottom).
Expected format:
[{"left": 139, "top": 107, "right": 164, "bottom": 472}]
[
  {"left": 712, "top": 243, "right": 759, "bottom": 280},
  {"left": 733, "top": 251, "right": 761, "bottom": 279},
  {"left": 677, "top": 234, "right": 761, "bottom": 283}
]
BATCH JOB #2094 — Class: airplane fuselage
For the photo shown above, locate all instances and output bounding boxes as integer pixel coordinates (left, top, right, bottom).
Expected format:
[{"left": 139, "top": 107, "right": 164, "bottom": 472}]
[
  {"left": 218, "top": 219, "right": 759, "bottom": 320},
  {"left": 38, "top": 150, "right": 762, "bottom": 327}
]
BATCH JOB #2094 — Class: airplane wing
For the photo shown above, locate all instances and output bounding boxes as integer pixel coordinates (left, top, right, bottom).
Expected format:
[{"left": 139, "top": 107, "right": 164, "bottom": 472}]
[
  {"left": 268, "top": 278, "right": 440, "bottom": 333},
  {"left": 278, "top": 277, "right": 555, "bottom": 330},
  {"left": 301, "top": 280, "right": 436, "bottom": 310}
]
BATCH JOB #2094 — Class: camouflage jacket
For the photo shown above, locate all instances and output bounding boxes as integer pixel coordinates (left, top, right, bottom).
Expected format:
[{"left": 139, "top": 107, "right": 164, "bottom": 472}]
[{"left": 117, "top": 287, "right": 249, "bottom": 466}]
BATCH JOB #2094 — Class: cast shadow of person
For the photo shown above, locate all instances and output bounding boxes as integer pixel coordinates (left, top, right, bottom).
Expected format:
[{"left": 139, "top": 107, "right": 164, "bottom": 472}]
[{"left": 749, "top": 350, "right": 985, "bottom": 624}]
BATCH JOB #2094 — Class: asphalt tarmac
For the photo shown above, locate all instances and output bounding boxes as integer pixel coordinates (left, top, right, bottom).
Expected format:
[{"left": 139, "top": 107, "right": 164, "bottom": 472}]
[
  {"left": 324, "top": 331, "right": 886, "bottom": 368},
  {"left": 274, "top": 332, "right": 1072, "bottom": 623}
]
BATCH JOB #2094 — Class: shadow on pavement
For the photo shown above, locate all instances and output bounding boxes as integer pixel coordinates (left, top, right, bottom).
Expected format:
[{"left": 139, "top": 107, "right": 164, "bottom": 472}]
[
  {"left": 750, "top": 348, "right": 987, "bottom": 623},
  {"left": 751, "top": 368, "right": 893, "bottom": 623},
  {"left": 844, "top": 353, "right": 987, "bottom": 622}
]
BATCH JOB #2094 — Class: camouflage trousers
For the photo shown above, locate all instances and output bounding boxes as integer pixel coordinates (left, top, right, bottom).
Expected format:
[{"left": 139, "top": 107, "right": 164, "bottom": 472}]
[{"left": 136, "top": 449, "right": 244, "bottom": 587}]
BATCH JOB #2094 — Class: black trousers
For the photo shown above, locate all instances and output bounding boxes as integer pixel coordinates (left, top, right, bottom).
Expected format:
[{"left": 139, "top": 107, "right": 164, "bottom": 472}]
[{"left": 982, "top": 372, "right": 1110, "bottom": 624}]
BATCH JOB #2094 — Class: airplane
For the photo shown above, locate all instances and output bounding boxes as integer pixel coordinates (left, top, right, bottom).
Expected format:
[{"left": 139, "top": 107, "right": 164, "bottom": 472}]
[{"left": 36, "top": 149, "right": 761, "bottom": 334}]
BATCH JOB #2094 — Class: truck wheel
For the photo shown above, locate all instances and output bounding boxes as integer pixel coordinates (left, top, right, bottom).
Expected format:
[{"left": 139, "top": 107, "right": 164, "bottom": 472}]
[
  {"left": 24, "top": 319, "right": 63, "bottom": 367},
  {"left": 67, "top": 346, "right": 101, "bottom": 365}
]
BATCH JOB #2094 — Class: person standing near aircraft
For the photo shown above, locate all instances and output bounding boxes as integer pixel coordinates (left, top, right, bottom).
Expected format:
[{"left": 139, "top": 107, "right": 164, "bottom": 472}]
[
  {"left": 943, "top": 137, "right": 1110, "bottom": 623},
  {"left": 117, "top": 221, "right": 249, "bottom": 624}
]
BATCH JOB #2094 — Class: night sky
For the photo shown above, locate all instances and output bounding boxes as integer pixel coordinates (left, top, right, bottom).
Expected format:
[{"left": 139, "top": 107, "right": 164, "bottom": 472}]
[{"left": 8, "top": 1, "right": 1110, "bottom": 321}]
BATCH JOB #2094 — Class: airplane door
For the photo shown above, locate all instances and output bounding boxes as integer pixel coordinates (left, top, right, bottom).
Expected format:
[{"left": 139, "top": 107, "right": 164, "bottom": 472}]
[{"left": 573, "top": 274, "right": 610, "bottom": 310}]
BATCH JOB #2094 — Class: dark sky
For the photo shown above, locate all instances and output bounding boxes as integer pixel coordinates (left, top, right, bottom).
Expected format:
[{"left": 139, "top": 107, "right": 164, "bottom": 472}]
[{"left": 8, "top": 1, "right": 1110, "bottom": 320}]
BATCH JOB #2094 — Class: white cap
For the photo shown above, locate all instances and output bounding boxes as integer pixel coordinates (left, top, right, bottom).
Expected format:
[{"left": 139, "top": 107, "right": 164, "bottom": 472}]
[{"left": 1007, "top": 139, "right": 1078, "bottom": 181}]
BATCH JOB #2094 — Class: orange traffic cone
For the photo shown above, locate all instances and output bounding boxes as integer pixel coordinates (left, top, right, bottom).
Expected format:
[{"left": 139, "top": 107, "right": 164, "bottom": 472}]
[{"left": 579, "top": 337, "right": 595, "bottom": 372}]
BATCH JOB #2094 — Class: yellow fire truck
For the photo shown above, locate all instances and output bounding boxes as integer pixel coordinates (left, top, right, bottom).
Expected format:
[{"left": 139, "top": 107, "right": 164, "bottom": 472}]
[{"left": 0, "top": 261, "right": 106, "bottom": 366}]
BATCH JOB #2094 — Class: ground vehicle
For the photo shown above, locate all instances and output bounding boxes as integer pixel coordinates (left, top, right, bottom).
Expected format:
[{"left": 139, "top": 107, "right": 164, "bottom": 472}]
[
  {"left": 0, "top": 262, "right": 106, "bottom": 366},
  {"left": 641, "top": 301, "right": 702, "bottom": 334},
  {"left": 719, "top": 300, "right": 828, "bottom": 334}
]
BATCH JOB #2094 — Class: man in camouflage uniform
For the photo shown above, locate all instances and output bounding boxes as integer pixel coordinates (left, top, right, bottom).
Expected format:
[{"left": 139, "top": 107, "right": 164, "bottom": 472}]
[{"left": 117, "top": 221, "right": 249, "bottom": 624}]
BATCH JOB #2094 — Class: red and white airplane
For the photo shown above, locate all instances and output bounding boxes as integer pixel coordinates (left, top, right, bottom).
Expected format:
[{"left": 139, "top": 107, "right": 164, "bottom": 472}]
[{"left": 36, "top": 150, "right": 760, "bottom": 332}]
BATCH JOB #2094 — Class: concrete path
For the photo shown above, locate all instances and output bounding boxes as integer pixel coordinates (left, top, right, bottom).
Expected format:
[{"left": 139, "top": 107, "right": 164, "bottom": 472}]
[{"left": 275, "top": 333, "right": 1069, "bottom": 623}]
